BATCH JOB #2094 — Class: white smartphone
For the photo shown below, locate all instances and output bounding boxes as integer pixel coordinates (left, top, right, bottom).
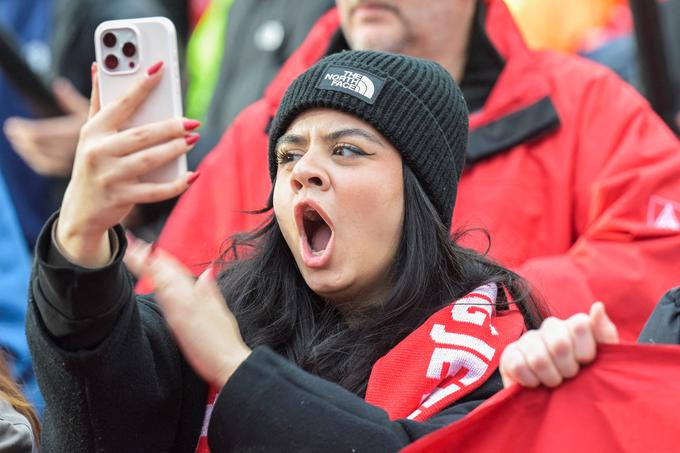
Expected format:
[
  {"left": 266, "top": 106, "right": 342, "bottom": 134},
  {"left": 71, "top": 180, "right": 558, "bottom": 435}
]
[{"left": 94, "top": 17, "right": 186, "bottom": 183}]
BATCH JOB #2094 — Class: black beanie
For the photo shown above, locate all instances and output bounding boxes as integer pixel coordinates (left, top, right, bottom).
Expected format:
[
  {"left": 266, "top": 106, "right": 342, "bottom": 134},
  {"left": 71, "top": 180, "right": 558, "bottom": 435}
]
[{"left": 268, "top": 50, "right": 468, "bottom": 227}]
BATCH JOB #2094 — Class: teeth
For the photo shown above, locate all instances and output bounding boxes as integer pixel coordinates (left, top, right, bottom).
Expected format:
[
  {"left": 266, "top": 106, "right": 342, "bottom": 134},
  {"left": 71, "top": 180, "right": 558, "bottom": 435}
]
[{"left": 303, "top": 208, "right": 321, "bottom": 221}]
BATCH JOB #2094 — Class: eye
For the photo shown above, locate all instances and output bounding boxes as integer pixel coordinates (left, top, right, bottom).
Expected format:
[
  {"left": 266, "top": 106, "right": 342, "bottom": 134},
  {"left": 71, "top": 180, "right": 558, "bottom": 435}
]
[
  {"left": 332, "top": 143, "right": 368, "bottom": 158},
  {"left": 276, "top": 149, "right": 302, "bottom": 166}
]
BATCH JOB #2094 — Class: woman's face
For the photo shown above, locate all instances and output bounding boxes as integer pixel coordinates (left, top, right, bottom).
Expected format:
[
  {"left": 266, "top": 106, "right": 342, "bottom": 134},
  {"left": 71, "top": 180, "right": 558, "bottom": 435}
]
[{"left": 273, "top": 109, "right": 404, "bottom": 308}]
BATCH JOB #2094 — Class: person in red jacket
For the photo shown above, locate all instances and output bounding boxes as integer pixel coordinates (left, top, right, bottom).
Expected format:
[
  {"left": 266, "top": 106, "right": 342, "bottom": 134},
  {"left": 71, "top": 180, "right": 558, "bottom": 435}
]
[{"left": 151, "top": 0, "right": 680, "bottom": 341}]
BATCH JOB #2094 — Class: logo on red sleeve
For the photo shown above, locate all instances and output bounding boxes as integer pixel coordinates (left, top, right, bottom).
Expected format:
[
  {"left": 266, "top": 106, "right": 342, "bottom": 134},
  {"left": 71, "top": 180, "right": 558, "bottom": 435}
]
[{"left": 647, "top": 196, "right": 680, "bottom": 231}]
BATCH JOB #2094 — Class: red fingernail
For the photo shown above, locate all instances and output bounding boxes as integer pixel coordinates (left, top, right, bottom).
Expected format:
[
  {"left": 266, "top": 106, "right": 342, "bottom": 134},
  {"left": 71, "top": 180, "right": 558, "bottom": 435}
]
[
  {"left": 183, "top": 119, "right": 201, "bottom": 131},
  {"left": 147, "top": 61, "right": 164, "bottom": 76},
  {"left": 185, "top": 133, "right": 200, "bottom": 146},
  {"left": 187, "top": 171, "right": 201, "bottom": 185}
]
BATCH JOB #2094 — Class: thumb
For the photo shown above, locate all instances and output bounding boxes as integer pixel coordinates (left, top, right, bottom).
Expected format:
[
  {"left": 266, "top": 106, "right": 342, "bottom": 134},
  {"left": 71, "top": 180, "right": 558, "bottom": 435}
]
[
  {"left": 590, "top": 302, "right": 620, "bottom": 344},
  {"left": 196, "top": 266, "right": 215, "bottom": 284},
  {"left": 53, "top": 78, "right": 90, "bottom": 115},
  {"left": 195, "top": 266, "right": 221, "bottom": 298}
]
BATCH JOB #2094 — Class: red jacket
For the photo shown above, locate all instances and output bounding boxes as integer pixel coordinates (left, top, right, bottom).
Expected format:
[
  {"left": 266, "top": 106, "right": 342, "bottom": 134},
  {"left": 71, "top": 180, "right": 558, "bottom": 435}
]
[{"left": 152, "top": 1, "right": 680, "bottom": 340}]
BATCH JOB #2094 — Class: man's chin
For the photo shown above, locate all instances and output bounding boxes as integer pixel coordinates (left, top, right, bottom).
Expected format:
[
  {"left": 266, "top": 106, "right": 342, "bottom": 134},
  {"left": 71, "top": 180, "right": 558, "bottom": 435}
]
[{"left": 350, "top": 30, "right": 406, "bottom": 54}]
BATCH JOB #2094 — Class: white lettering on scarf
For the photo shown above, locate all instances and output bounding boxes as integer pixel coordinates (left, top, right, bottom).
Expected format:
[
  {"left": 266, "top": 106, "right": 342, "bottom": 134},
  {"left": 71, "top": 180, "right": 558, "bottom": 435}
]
[{"left": 408, "top": 284, "right": 499, "bottom": 420}]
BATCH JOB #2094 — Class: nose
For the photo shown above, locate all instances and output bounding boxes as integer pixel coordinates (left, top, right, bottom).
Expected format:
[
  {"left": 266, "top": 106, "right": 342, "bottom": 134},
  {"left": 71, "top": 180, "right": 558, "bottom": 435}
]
[{"left": 290, "top": 151, "right": 330, "bottom": 193}]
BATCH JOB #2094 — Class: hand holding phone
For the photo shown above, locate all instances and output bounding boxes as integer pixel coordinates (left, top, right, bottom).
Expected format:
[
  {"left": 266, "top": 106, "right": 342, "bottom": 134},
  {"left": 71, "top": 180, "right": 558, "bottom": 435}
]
[{"left": 55, "top": 51, "right": 200, "bottom": 268}]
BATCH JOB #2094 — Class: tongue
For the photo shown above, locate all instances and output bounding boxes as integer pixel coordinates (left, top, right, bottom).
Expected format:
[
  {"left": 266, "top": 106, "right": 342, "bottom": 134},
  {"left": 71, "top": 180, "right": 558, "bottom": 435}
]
[{"left": 311, "top": 223, "right": 332, "bottom": 253}]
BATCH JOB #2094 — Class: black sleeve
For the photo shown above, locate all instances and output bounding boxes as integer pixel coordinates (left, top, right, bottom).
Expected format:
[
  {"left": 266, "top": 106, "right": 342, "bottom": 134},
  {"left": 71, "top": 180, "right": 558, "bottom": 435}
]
[
  {"left": 208, "top": 346, "right": 501, "bottom": 452},
  {"left": 26, "top": 213, "right": 207, "bottom": 452},
  {"left": 638, "top": 287, "right": 680, "bottom": 345}
]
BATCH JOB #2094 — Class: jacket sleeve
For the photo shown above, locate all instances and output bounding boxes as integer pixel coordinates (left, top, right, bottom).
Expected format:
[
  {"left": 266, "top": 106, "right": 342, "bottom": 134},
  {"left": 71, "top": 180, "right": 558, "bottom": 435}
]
[
  {"left": 208, "top": 347, "right": 501, "bottom": 452},
  {"left": 26, "top": 213, "right": 207, "bottom": 453},
  {"left": 638, "top": 287, "right": 680, "bottom": 345},
  {"left": 518, "top": 69, "right": 680, "bottom": 341}
]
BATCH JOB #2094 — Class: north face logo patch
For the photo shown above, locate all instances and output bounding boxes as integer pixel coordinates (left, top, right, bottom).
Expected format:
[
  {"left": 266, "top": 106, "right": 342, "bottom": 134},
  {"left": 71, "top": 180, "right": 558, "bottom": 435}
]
[
  {"left": 648, "top": 195, "right": 680, "bottom": 231},
  {"left": 317, "top": 65, "right": 385, "bottom": 104}
]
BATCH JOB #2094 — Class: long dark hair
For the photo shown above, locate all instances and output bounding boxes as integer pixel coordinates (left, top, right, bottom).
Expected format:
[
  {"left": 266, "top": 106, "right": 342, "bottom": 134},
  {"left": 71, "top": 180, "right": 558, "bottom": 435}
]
[{"left": 217, "top": 166, "right": 547, "bottom": 396}]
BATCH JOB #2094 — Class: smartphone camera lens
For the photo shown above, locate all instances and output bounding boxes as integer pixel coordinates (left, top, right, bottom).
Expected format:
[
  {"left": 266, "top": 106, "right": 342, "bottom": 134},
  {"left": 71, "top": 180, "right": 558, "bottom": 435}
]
[
  {"left": 103, "top": 32, "right": 117, "bottom": 48},
  {"left": 104, "top": 54, "right": 119, "bottom": 70},
  {"left": 122, "top": 42, "right": 136, "bottom": 57}
]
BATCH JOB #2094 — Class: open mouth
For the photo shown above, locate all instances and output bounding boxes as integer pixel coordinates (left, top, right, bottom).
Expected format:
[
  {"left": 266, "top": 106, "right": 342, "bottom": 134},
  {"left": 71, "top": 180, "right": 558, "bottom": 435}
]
[
  {"left": 295, "top": 201, "right": 335, "bottom": 268},
  {"left": 303, "top": 208, "right": 332, "bottom": 255}
]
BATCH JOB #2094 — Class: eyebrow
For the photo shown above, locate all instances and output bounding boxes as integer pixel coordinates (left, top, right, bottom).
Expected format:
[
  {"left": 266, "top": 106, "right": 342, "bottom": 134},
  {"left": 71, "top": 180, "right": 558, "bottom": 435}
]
[
  {"left": 275, "top": 127, "right": 385, "bottom": 149},
  {"left": 276, "top": 134, "right": 307, "bottom": 148},
  {"left": 326, "top": 128, "right": 384, "bottom": 146}
]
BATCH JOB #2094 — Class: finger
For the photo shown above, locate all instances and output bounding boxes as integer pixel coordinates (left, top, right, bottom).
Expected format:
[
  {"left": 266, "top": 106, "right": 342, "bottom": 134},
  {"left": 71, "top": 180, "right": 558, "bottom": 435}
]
[
  {"left": 3, "top": 118, "right": 38, "bottom": 152},
  {"left": 590, "top": 302, "right": 620, "bottom": 344},
  {"left": 53, "top": 78, "right": 90, "bottom": 114},
  {"left": 116, "top": 173, "right": 195, "bottom": 205},
  {"left": 28, "top": 153, "right": 72, "bottom": 176},
  {"left": 514, "top": 330, "right": 563, "bottom": 387},
  {"left": 565, "top": 313, "right": 597, "bottom": 363},
  {"left": 3, "top": 117, "right": 43, "bottom": 150},
  {"left": 91, "top": 61, "right": 164, "bottom": 130},
  {"left": 4, "top": 128, "right": 62, "bottom": 175},
  {"left": 123, "top": 239, "right": 153, "bottom": 278},
  {"left": 98, "top": 117, "right": 199, "bottom": 157},
  {"left": 103, "top": 136, "right": 194, "bottom": 179},
  {"left": 145, "top": 251, "right": 196, "bottom": 312},
  {"left": 539, "top": 317, "right": 580, "bottom": 379},
  {"left": 500, "top": 343, "right": 540, "bottom": 388},
  {"left": 196, "top": 266, "right": 215, "bottom": 286},
  {"left": 194, "top": 266, "right": 228, "bottom": 307},
  {"left": 6, "top": 115, "right": 85, "bottom": 146},
  {"left": 88, "top": 62, "right": 101, "bottom": 119}
]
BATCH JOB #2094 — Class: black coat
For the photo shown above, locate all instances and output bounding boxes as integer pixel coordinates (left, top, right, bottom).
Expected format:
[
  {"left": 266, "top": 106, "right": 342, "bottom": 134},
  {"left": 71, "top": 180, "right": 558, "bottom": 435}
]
[
  {"left": 26, "top": 213, "right": 502, "bottom": 452},
  {"left": 638, "top": 287, "right": 680, "bottom": 345}
]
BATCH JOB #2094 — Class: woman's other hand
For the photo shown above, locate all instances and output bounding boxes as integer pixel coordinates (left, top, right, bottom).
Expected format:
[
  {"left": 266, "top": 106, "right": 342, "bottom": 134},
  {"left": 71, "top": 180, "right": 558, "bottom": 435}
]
[
  {"left": 125, "top": 239, "right": 251, "bottom": 389},
  {"left": 499, "top": 302, "right": 619, "bottom": 388},
  {"left": 56, "top": 62, "right": 200, "bottom": 267}
]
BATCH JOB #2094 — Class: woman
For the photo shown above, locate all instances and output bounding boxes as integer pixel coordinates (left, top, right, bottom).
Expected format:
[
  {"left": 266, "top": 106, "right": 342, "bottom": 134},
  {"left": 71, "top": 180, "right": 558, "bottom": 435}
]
[
  {"left": 0, "top": 353, "right": 39, "bottom": 452},
  {"left": 27, "top": 51, "right": 613, "bottom": 452}
]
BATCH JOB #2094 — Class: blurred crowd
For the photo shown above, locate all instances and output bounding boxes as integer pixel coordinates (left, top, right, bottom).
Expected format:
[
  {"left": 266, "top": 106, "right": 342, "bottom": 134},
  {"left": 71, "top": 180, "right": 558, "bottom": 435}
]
[{"left": 1, "top": 0, "right": 680, "bottom": 451}]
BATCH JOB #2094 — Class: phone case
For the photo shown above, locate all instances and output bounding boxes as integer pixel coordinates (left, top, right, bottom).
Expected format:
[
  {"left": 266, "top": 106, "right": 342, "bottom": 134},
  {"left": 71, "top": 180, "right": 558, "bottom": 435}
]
[{"left": 94, "top": 17, "right": 186, "bottom": 183}]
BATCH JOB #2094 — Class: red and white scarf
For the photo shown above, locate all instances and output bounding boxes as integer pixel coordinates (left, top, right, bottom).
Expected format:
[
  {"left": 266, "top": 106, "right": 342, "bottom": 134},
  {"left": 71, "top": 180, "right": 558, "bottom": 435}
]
[{"left": 196, "top": 283, "right": 524, "bottom": 451}]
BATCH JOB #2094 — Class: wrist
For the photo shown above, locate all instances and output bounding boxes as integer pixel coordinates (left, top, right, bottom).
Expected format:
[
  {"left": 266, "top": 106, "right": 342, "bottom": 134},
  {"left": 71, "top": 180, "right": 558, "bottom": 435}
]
[
  {"left": 214, "top": 346, "right": 252, "bottom": 389},
  {"left": 55, "top": 216, "right": 112, "bottom": 267}
]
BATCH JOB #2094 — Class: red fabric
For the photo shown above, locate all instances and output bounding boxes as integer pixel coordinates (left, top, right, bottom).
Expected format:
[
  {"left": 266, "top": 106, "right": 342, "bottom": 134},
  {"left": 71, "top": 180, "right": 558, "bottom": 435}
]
[
  {"left": 194, "top": 387, "right": 219, "bottom": 453},
  {"left": 365, "top": 283, "right": 524, "bottom": 421},
  {"left": 188, "top": 0, "right": 210, "bottom": 28},
  {"left": 401, "top": 343, "right": 680, "bottom": 453},
  {"left": 146, "top": 0, "right": 680, "bottom": 341}
]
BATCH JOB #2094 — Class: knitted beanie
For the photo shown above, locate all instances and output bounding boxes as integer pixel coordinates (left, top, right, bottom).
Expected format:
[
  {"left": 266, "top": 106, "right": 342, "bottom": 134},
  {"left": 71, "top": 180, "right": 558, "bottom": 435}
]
[{"left": 268, "top": 50, "right": 468, "bottom": 227}]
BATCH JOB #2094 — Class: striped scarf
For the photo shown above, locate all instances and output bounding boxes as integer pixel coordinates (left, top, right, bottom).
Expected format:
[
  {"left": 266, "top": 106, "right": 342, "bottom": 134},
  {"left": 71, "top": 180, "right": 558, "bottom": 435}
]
[{"left": 196, "top": 283, "right": 524, "bottom": 451}]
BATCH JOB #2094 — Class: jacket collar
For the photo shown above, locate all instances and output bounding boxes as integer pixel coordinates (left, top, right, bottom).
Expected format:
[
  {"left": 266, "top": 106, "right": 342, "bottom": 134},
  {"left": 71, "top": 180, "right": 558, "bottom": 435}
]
[{"left": 466, "top": 0, "right": 560, "bottom": 163}]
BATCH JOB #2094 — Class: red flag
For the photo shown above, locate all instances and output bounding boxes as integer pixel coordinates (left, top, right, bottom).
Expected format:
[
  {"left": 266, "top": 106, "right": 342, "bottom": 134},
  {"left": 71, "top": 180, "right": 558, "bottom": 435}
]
[{"left": 402, "top": 344, "right": 680, "bottom": 453}]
